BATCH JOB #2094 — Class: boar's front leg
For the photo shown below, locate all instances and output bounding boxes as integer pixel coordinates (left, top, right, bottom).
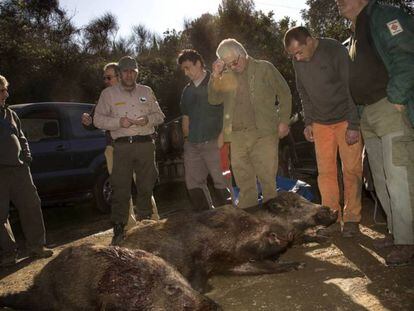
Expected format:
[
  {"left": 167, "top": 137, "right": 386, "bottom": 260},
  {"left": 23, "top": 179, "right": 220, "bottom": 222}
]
[
  {"left": 228, "top": 260, "right": 305, "bottom": 275},
  {"left": 188, "top": 263, "right": 211, "bottom": 293}
]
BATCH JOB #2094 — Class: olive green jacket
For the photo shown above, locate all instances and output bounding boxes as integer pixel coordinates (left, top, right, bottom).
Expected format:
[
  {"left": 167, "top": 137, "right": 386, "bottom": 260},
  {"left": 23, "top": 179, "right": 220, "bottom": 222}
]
[{"left": 208, "top": 57, "right": 292, "bottom": 142}]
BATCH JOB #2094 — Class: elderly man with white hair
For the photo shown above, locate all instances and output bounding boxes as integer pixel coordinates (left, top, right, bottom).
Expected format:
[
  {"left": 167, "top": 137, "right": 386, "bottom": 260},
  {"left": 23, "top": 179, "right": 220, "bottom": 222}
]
[{"left": 208, "top": 39, "right": 292, "bottom": 209}]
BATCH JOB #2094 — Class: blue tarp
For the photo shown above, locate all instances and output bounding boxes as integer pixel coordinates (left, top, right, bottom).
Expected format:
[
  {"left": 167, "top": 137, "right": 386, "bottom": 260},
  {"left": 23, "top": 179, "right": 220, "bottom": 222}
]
[{"left": 232, "top": 176, "right": 314, "bottom": 205}]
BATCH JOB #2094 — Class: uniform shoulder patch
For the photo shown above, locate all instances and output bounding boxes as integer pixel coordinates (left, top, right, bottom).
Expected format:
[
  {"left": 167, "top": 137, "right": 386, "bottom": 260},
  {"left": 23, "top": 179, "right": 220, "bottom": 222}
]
[{"left": 386, "top": 19, "right": 404, "bottom": 36}]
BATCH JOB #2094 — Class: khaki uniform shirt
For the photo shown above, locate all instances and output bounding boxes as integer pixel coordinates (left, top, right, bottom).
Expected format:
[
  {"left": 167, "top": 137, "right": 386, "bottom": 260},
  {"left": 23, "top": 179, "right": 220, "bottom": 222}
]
[{"left": 94, "top": 84, "right": 165, "bottom": 139}]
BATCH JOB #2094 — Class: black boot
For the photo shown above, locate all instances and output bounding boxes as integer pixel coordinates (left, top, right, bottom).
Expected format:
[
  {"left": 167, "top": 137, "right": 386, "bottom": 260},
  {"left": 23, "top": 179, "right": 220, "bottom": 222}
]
[
  {"left": 212, "top": 187, "right": 232, "bottom": 207},
  {"left": 187, "top": 188, "right": 211, "bottom": 212},
  {"left": 111, "top": 223, "right": 125, "bottom": 246}
]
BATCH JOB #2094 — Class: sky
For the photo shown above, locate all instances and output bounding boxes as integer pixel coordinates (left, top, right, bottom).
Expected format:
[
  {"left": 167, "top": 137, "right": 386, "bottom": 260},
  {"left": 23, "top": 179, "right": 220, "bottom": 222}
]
[{"left": 59, "top": 0, "right": 308, "bottom": 38}]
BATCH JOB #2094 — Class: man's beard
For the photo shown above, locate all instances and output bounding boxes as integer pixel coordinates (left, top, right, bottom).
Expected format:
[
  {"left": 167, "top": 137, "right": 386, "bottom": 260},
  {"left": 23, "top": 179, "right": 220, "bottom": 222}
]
[{"left": 121, "top": 80, "right": 135, "bottom": 90}]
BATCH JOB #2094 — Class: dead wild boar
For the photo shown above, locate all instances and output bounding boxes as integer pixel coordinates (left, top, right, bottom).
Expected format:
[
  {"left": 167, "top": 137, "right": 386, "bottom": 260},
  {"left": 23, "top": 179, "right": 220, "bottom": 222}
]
[
  {"left": 120, "top": 206, "right": 302, "bottom": 292},
  {"left": 0, "top": 244, "right": 221, "bottom": 311},
  {"left": 246, "top": 191, "right": 339, "bottom": 243}
]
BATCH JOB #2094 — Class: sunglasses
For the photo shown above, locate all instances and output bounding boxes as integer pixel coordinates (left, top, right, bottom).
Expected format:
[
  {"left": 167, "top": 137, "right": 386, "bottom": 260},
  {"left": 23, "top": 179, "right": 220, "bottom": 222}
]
[{"left": 103, "top": 75, "right": 117, "bottom": 81}]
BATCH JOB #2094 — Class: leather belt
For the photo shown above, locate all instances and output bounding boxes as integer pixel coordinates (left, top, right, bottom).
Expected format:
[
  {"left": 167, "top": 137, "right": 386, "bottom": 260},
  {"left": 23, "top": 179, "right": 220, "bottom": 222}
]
[{"left": 115, "top": 135, "right": 153, "bottom": 143}]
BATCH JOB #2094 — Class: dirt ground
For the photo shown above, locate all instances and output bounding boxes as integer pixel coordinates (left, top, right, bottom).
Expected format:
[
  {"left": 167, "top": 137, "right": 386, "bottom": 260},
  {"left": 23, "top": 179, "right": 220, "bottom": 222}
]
[{"left": 1, "top": 185, "right": 413, "bottom": 311}]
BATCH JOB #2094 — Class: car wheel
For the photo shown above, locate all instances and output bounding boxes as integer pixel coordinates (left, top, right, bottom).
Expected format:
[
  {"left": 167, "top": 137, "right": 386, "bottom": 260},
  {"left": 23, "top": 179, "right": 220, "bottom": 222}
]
[{"left": 93, "top": 170, "right": 111, "bottom": 213}]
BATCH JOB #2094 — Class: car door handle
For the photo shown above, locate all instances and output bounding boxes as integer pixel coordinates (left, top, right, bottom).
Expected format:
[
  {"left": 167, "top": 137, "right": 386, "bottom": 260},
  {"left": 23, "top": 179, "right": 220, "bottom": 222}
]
[{"left": 55, "top": 145, "right": 67, "bottom": 151}]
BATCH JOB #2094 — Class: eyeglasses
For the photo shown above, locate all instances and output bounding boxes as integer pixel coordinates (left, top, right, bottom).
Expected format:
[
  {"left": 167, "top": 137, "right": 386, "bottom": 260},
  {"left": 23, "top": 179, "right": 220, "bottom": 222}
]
[
  {"left": 103, "top": 75, "right": 117, "bottom": 81},
  {"left": 224, "top": 55, "right": 241, "bottom": 68}
]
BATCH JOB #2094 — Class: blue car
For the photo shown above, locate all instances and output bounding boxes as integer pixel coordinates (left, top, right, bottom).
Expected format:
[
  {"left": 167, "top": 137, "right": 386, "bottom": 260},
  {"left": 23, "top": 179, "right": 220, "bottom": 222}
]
[{"left": 10, "top": 102, "right": 111, "bottom": 212}]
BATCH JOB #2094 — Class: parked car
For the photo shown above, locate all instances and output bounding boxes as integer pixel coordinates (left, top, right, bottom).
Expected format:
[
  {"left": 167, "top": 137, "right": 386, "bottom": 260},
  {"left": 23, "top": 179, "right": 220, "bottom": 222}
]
[{"left": 10, "top": 102, "right": 111, "bottom": 212}]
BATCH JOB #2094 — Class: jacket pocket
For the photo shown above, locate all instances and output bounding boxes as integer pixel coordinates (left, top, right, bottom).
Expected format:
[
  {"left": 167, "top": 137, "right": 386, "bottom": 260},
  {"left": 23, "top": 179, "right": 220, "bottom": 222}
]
[{"left": 392, "top": 134, "right": 414, "bottom": 166}]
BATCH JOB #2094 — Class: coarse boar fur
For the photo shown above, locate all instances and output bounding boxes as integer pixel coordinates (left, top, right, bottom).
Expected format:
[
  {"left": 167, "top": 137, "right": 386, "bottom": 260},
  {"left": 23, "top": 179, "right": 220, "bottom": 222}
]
[
  {"left": 120, "top": 206, "right": 302, "bottom": 292},
  {"left": 0, "top": 244, "right": 221, "bottom": 311},
  {"left": 247, "top": 191, "right": 339, "bottom": 243}
]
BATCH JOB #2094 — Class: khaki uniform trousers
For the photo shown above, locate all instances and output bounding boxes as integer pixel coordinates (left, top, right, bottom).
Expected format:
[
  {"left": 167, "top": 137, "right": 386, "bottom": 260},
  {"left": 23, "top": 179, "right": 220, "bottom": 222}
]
[{"left": 106, "top": 143, "right": 159, "bottom": 227}]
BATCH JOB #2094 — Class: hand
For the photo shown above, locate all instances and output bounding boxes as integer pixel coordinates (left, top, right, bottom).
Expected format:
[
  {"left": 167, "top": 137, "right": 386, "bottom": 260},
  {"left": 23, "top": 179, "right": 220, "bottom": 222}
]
[
  {"left": 129, "top": 116, "right": 148, "bottom": 126},
  {"left": 120, "top": 116, "right": 132, "bottom": 128},
  {"left": 303, "top": 125, "right": 314, "bottom": 142},
  {"left": 212, "top": 59, "right": 225, "bottom": 78},
  {"left": 393, "top": 104, "right": 405, "bottom": 112},
  {"left": 81, "top": 113, "right": 92, "bottom": 126},
  {"left": 278, "top": 122, "right": 290, "bottom": 139},
  {"left": 345, "top": 129, "right": 360, "bottom": 145}
]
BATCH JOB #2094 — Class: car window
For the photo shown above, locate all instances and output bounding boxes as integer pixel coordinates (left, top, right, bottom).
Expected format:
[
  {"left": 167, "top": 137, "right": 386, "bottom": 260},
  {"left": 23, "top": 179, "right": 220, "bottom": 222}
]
[
  {"left": 20, "top": 110, "right": 61, "bottom": 142},
  {"left": 67, "top": 106, "right": 105, "bottom": 138}
]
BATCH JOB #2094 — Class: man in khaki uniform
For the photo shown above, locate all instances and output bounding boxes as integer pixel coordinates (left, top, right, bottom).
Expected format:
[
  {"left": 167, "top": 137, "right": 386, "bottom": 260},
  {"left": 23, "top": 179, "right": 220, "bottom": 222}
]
[
  {"left": 81, "top": 63, "right": 159, "bottom": 229},
  {"left": 94, "top": 56, "right": 165, "bottom": 245},
  {"left": 209, "top": 39, "right": 292, "bottom": 208}
]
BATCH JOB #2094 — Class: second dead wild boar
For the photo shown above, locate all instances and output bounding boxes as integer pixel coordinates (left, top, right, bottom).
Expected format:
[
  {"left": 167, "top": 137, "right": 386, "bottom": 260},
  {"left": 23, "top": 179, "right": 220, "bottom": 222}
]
[{"left": 0, "top": 244, "right": 221, "bottom": 311}]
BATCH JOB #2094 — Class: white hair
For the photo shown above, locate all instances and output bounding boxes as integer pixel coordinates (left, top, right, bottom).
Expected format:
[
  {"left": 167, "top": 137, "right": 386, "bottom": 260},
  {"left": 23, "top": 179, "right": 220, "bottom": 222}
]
[{"left": 216, "top": 38, "right": 248, "bottom": 59}]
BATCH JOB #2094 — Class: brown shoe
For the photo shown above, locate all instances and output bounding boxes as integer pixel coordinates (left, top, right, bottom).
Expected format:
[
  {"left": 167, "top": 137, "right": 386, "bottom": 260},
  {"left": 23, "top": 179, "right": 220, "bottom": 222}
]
[
  {"left": 373, "top": 235, "right": 394, "bottom": 249},
  {"left": 386, "top": 245, "right": 414, "bottom": 266},
  {"left": 29, "top": 247, "right": 54, "bottom": 259},
  {"left": 342, "top": 222, "right": 360, "bottom": 238}
]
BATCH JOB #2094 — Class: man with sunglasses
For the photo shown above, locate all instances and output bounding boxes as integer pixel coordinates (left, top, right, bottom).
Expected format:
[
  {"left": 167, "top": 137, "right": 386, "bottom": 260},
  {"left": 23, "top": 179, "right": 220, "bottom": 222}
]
[
  {"left": 94, "top": 56, "right": 165, "bottom": 245},
  {"left": 284, "top": 26, "right": 362, "bottom": 238},
  {"left": 0, "top": 75, "right": 53, "bottom": 267},
  {"left": 209, "top": 39, "right": 292, "bottom": 209},
  {"left": 81, "top": 63, "right": 119, "bottom": 171}
]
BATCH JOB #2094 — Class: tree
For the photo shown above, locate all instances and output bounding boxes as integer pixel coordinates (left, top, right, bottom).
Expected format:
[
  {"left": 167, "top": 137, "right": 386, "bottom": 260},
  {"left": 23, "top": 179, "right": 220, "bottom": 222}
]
[
  {"left": 302, "top": 0, "right": 413, "bottom": 42},
  {"left": 301, "top": 0, "right": 350, "bottom": 41},
  {"left": 183, "top": 13, "right": 219, "bottom": 66},
  {"left": 130, "top": 24, "right": 154, "bottom": 56},
  {"left": 81, "top": 13, "right": 119, "bottom": 56},
  {"left": 0, "top": 0, "right": 80, "bottom": 104}
]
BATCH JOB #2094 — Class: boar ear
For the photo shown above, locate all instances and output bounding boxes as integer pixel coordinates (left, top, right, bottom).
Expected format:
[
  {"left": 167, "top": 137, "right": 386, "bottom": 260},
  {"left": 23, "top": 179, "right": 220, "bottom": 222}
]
[{"left": 267, "top": 232, "right": 281, "bottom": 244}]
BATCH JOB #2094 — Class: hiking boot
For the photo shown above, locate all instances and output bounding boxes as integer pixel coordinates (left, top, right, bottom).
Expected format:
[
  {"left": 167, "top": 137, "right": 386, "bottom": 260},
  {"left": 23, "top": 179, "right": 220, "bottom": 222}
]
[
  {"left": 386, "top": 245, "right": 414, "bottom": 266},
  {"left": 342, "top": 222, "right": 360, "bottom": 238},
  {"left": 0, "top": 254, "right": 17, "bottom": 267},
  {"left": 111, "top": 223, "right": 126, "bottom": 246},
  {"left": 316, "top": 222, "right": 341, "bottom": 237},
  {"left": 29, "top": 247, "right": 54, "bottom": 259},
  {"left": 373, "top": 235, "right": 394, "bottom": 249}
]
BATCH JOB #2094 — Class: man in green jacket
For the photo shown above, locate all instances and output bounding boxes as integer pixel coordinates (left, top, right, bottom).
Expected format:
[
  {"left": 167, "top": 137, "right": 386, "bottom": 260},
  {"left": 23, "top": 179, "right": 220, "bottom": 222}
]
[
  {"left": 208, "top": 38, "right": 292, "bottom": 208},
  {"left": 337, "top": 0, "right": 414, "bottom": 265}
]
